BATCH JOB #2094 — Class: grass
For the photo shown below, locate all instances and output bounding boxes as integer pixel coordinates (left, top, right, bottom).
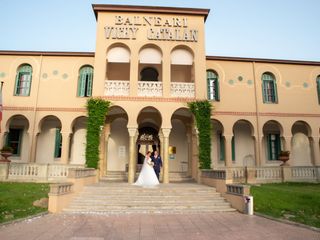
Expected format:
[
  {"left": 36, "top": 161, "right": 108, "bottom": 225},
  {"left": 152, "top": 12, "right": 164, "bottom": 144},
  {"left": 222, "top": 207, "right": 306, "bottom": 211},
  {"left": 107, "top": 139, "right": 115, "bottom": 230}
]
[
  {"left": 251, "top": 182, "right": 320, "bottom": 228},
  {"left": 0, "top": 182, "right": 50, "bottom": 223}
]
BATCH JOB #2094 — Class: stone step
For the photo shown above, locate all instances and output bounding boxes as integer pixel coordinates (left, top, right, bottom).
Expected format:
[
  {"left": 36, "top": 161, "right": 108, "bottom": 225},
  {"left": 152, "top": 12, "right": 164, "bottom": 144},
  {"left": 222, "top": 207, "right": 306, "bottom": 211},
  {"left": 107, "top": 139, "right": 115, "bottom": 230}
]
[
  {"left": 63, "top": 207, "right": 236, "bottom": 214},
  {"left": 64, "top": 183, "right": 235, "bottom": 214}
]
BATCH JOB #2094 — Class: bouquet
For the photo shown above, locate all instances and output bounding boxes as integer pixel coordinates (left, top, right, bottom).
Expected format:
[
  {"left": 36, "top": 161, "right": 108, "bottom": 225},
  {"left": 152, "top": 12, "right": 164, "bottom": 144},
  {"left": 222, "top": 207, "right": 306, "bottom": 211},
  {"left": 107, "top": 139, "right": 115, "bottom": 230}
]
[{"left": 147, "top": 158, "right": 154, "bottom": 166}]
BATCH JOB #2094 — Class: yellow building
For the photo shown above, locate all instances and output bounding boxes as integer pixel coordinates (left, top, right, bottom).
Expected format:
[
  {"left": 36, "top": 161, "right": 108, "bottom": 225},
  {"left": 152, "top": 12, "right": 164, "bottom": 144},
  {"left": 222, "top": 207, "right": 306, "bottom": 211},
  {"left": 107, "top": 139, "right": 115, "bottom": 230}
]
[{"left": 1, "top": 4, "right": 319, "bottom": 183}]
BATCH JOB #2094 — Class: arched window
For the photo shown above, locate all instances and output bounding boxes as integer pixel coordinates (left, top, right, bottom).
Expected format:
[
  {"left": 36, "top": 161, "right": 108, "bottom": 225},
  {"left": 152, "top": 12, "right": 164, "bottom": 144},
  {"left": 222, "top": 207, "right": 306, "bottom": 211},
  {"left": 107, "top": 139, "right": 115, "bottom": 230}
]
[
  {"left": 207, "top": 70, "right": 219, "bottom": 101},
  {"left": 317, "top": 75, "right": 320, "bottom": 104},
  {"left": 140, "top": 67, "right": 159, "bottom": 81},
  {"left": 77, "top": 66, "right": 93, "bottom": 97},
  {"left": 262, "top": 72, "right": 278, "bottom": 103},
  {"left": 14, "top": 64, "right": 32, "bottom": 96}
]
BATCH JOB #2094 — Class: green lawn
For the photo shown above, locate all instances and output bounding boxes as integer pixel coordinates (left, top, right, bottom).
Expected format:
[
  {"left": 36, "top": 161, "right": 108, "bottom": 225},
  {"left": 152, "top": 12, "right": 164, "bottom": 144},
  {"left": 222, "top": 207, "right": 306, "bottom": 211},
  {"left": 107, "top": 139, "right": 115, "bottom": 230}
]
[
  {"left": 251, "top": 182, "right": 320, "bottom": 228},
  {"left": 0, "top": 182, "right": 49, "bottom": 223}
]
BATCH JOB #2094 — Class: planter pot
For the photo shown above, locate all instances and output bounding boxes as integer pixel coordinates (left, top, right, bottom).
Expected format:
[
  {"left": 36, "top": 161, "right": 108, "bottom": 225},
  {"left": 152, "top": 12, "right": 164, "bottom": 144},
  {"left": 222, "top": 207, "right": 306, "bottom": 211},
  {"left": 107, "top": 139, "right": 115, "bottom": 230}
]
[
  {"left": 0, "top": 152, "right": 12, "bottom": 162},
  {"left": 279, "top": 155, "right": 289, "bottom": 166}
]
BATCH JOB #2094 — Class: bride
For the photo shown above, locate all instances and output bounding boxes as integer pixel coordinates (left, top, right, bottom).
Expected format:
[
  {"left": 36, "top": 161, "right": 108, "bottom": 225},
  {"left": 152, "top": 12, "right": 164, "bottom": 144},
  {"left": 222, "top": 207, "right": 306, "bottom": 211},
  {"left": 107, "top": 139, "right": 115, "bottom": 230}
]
[{"left": 134, "top": 151, "right": 159, "bottom": 187}]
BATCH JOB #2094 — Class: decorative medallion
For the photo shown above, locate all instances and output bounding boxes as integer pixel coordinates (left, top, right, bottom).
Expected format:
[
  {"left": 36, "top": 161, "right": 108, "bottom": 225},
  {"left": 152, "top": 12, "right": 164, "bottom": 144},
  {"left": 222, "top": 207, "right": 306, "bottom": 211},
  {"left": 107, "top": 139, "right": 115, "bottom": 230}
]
[
  {"left": 62, "top": 73, "right": 68, "bottom": 79},
  {"left": 228, "top": 79, "right": 234, "bottom": 85},
  {"left": 303, "top": 82, "right": 309, "bottom": 88},
  {"left": 247, "top": 80, "right": 253, "bottom": 85},
  {"left": 0, "top": 72, "right": 5, "bottom": 78},
  {"left": 238, "top": 76, "right": 243, "bottom": 81},
  {"left": 42, "top": 73, "right": 48, "bottom": 79},
  {"left": 53, "top": 70, "right": 58, "bottom": 75},
  {"left": 285, "top": 81, "right": 291, "bottom": 87}
]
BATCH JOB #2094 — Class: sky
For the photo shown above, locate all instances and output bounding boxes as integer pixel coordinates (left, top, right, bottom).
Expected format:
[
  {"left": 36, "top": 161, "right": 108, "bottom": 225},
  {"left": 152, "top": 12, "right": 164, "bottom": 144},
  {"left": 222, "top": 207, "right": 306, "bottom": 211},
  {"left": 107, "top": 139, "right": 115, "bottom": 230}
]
[{"left": 1, "top": 0, "right": 320, "bottom": 61}]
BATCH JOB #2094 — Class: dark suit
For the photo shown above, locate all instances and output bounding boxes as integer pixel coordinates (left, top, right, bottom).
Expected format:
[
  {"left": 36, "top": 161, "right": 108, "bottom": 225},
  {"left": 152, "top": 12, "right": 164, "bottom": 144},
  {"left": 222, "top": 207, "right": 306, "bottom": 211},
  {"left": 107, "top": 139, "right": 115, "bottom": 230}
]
[{"left": 151, "top": 154, "right": 162, "bottom": 180}]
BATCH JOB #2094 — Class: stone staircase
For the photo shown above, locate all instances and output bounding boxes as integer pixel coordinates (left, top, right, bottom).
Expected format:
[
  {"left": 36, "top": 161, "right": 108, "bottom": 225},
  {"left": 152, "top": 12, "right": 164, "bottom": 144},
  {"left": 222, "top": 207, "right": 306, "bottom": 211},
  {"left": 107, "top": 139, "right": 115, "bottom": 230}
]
[{"left": 63, "top": 183, "right": 236, "bottom": 214}]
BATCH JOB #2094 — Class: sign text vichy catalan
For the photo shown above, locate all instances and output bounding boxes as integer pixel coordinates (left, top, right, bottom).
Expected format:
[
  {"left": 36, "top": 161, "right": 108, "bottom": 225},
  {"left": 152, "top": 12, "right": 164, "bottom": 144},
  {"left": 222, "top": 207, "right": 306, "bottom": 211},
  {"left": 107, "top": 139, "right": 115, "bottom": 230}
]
[{"left": 104, "top": 16, "right": 198, "bottom": 42}]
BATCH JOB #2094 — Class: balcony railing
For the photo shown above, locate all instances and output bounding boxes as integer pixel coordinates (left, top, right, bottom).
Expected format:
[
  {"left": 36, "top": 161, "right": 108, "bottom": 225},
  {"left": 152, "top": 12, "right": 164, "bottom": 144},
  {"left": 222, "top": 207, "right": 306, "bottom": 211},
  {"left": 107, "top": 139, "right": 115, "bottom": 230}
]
[
  {"left": 138, "top": 81, "right": 162, "bottom": 97},
  {"left": 105, "top": 80, "right": 130, "bottom": 96},
  {"left": 104, "top": 80, "right": 195, "bottom": 98},
  {"left": 171, "top": 82, "right": 195, "bottom": 98}
]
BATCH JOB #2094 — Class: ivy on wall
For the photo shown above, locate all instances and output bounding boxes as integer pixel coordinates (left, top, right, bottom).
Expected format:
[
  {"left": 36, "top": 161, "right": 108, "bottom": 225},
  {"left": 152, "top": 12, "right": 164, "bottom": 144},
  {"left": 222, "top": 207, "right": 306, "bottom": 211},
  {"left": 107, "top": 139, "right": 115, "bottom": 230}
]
[
  {"left": 86, "top": 98, "right": 110, "bottom": 169},
  {"left": 188, "top": 100, "right": 212, "bottom": 169}
]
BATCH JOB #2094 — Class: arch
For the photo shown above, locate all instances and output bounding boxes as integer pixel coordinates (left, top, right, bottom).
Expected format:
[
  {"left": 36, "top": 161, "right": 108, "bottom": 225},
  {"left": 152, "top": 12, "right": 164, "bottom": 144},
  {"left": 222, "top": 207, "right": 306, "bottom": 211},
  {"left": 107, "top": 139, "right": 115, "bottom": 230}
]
[
  {"left": 5, "top": 114, "right": 30, "bottom": 133},
  {"left": 211, "top": 119, "right": 225, "bottom": 167},
  {"left": 106, "top": 105, "right": 129, "bottom": 124},
  {"left": 262, "top": 120, "right": 284, "bottom": 161},
  {"left": 4, "top": 115, "right": 30, "bottom": 159},
  {"left": 232, "top": 119, "right": 255, "bottom": 136},
  {"left": 140, "top": 67, "right": 159, "bottom": 81},
  {"left": 137, "top": 106, "right": 162, "bottom": 129},
  {"left": 171, "top": 47, "right": 194, "bottom": 65},
  {"left": 139, "top": 46, "right": 162, "bottom": 64},
  {"left": 107, "top": 44, "right": 131, "bottom": 63},
  {"left": 70, "top": 116, "right": 88, "bottom": 165},
  {"left": 36, "top": 115, "right": 63, "bottom": 163},
  {"left": 232, "top": 120, "right": 256, "bottom": 166},
  {"left": 316, "top": 75, "right": 320, "bottom": 104},
  {"left": 291, "top": 121, "right": 312, "bottom": 137}
]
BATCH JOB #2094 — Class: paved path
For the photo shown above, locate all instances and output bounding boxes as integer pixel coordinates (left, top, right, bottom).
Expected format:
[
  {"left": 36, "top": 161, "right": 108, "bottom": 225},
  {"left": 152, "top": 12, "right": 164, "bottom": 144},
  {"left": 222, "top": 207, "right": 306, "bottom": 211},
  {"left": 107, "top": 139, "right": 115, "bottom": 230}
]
[{"left": 0, "top": 212, "right": 319, "bottom": 240}]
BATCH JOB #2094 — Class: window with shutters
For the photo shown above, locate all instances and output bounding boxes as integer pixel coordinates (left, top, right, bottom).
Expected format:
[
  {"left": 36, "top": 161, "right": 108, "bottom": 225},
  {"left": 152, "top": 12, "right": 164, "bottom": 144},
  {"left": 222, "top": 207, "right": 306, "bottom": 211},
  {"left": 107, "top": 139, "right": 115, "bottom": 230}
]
[
  {"left": 14, "top": 64, "right": 32, "bottom": 96},
  {"left": 6, "top": 128, "right": 23, "bottom": 156},
  {"left": 219, "top": 133, "right": 225, "bottom": 161},
  {"left": 267, "top": 134, "right": 281, "bottom": 160},
  {"left": 207, "top": 70, "right": 219, "bottom": 101},
  {"left": 54, "top": 128, "right": 62, "bottom": 158},
  {"left": 317, "top": 75, "right": 320, "bottom": 104},
  {"left": 77, "top": 66, "right": 93, "bottom": 97},
  {"left": 262, "top": 72, "right": 278, "bottom": 103},
  {"left": 231, "top": 136, "right": 235, "bottom": 161}
]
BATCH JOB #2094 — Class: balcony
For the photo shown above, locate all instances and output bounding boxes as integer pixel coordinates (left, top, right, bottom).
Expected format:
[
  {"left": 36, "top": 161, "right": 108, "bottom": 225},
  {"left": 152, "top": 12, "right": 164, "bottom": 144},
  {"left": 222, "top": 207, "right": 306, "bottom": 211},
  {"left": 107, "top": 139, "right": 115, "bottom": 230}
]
[{"left": 138, "top": 81, "right": 162, "bottom": 97}]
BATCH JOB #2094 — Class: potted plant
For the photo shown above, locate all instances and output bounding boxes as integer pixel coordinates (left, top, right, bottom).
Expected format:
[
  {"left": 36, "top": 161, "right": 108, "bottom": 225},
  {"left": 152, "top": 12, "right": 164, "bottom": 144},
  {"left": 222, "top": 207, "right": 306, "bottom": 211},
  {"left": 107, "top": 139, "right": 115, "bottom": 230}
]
[
  {"left": 278, "top": 151, "right": 290, "bottom": 166},
  {"left": 0, "top": 146, "right": 13, "bottom": 162}
]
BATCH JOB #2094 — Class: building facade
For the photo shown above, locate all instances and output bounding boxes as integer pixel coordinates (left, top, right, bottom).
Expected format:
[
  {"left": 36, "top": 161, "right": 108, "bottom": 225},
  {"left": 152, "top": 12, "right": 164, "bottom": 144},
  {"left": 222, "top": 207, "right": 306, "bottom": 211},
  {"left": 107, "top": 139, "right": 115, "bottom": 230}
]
[{"left": 1, "top": 4, "right": 319, "bottom": 183}]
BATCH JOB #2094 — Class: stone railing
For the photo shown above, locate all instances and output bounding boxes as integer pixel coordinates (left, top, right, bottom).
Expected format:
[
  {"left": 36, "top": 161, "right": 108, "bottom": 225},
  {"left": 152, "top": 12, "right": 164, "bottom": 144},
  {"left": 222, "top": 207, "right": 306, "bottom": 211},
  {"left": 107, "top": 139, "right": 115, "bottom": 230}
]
[
  {"left": 214, "top": 166, "right": 319, "bottom": 183},
  {"left": 170, "top": 82, "right": 195, "bottom": 98},
  {"left": 49, "top": 182, "right": 73, "bottom": 196},
  {"left": 201, "top": 169, "right": 226, "bottom": 179},
  {"left": 226, "top": 184, "right": 250, "bottom": 196},
  {"left": 291, "top": 167, "right": 318, "bottom": 181},
  {"left": 256, "top": 167, "right": 283, "bottom": 183},
  {"left": 138, "top": 81, "right": 162, "bottom": 97},
  {"left": 4, "top": 163, "right": 84, "bottom": 182},
  {"left": 105, "top": 80, "right": 130, "bottom": 96},
  {"left": 68, "top": 168, "right": 96, "bottom": 178}
]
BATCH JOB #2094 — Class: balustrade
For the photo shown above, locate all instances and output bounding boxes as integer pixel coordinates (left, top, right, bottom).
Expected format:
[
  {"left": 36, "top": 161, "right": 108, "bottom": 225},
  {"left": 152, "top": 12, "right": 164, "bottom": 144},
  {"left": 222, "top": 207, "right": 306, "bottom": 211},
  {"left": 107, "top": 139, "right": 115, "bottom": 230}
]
[
  {"left": 105, "top": 80, "right": 130, "bottom": 96},
  {"left": 138, "top": 81, "right": 162, "bottom": 97},
  {"left": 170, "top": 82, "right": 195, "bottom": 98}
]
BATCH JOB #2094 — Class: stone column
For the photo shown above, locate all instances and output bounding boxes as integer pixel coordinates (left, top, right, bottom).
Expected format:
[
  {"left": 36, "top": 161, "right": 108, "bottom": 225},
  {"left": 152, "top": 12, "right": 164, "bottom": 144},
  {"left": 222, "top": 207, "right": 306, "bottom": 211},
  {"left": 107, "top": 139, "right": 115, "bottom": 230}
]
[
  {"left": 98, "top": 125, "right": 108, "bottom": 178},
  {"left": 129, "top": 51, "right": 139, "bottom": 97},
  {"left": 224, "top": 135, "right": 233, "bottom": 167},
  {"left": 253, "top": 135, "right": 261, "bottom": 167},
  {"left": 312, "top": 137, "right": 320, "bottom": 166},
  {"left": 186, "top": 132, "right": 192, "bottom": 177},
  {"left": 283, "top": 135, "right": 292, "bottom": 166},
  {"left": 162, "top": 128, "right": 171, "bottom": 184},
  {"left": 61, "top": 132, "right": 71, "bottom": 164},
  {"left": 128, "top": 127, "right": 137, "bottom": 183},
  {"left": 162, "top": 52, "right": 171, "bottom": 98},
  {"left": 29, "top": 132, "right": 39, "bottom": 163}
]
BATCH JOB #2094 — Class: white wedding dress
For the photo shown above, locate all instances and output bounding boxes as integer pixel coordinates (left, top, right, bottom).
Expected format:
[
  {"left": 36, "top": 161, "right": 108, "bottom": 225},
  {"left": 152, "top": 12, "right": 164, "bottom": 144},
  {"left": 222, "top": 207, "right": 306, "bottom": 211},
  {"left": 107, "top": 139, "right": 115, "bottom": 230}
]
[{"left": 134, "top": 157, "right": 159, "bottom": 187}]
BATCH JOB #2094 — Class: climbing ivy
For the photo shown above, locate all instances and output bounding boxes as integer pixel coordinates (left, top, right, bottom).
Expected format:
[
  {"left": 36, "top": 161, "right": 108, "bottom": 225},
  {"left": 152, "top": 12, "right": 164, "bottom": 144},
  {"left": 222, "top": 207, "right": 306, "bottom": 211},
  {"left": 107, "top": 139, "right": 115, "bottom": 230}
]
[
  {"left": 86, "top": 98, "right": 110, "bottom": 168},
  {"left": 188, "top": 100, "right": 212, "bottom": 169}
]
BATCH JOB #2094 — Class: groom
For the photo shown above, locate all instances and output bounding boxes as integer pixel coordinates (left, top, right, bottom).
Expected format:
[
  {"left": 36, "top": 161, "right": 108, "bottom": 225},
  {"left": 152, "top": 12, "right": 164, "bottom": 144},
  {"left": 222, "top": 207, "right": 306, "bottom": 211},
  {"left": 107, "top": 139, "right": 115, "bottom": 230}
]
[{"left": 151, "top": 150, "right": 162, "bottom": 180}]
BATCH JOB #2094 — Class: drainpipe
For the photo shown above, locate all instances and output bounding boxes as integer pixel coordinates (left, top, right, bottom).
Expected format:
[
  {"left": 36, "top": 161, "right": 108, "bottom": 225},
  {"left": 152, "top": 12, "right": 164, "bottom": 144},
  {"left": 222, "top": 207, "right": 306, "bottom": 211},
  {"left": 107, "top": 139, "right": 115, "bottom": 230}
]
[{"left": 252, "top": 62, "right": 262, "bottom": 167}]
